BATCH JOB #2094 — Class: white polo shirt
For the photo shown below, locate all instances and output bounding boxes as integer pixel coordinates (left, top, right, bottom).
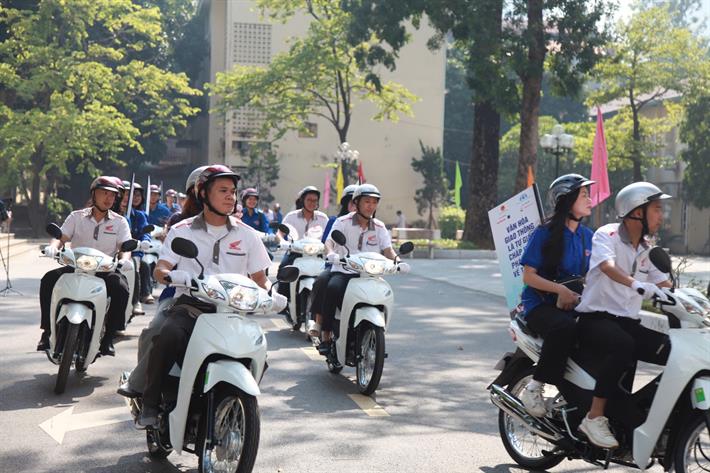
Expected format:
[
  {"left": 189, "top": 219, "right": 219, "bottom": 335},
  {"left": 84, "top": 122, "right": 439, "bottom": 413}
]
[
  {"left": 61, "top": 207, "right": 131, "bottom": 257},
  {"left": 282, "top": 209, "right": 329, "bottom": 240},
  {"left": 160, "top": 212, "right": 272, "bottom": 297},
  {"left": 576, "top": 223, "right": 669, "bottom": 319},
  {"left": 327, "top": 212, "right": 392, "bottom": 274}
]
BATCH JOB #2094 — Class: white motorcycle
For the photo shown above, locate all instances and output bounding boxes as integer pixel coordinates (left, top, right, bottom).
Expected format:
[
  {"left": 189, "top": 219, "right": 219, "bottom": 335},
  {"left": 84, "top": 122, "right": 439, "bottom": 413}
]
[
  {"left": 123, "top": 236, "right": 299, "bottom": 472},
  {"left": 322, "top": 230, "right": 413, "bottom": 395},
  {"left": 43, "top": 223, "right": 137, "bottom": 394},
  {"left": 123, "top": 224, "right": 156, "bottom": 326},
  {"left": 142, "top": 226, "right": 163, "bottom": 287},
  {"left": 489, "top": 247, "right": 710, "bottom": 472},
  {"left": 277, "top": 225, "right": 325, "bottom": 333}
]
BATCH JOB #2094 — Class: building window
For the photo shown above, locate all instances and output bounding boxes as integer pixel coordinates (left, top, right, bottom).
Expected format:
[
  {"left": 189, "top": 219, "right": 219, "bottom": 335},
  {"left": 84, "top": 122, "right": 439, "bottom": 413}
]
[
  {"left": 298, "top": 122, "right": 318, "bottom": 138},
  {"left": 232, "top": 23, "right": 272, "bottom": 65}
]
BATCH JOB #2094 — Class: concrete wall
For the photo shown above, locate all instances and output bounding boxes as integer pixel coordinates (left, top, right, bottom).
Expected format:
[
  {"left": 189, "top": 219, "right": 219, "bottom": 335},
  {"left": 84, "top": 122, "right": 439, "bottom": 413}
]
[{"left": 203, "top": 0, "right": 446, "bottom": 225}]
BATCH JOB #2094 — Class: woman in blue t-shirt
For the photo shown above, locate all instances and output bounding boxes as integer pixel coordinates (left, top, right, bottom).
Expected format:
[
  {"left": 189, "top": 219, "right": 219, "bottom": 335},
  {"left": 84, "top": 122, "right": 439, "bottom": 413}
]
[{"left": 517, "top": 174, "right": 594, "bottom": 418}]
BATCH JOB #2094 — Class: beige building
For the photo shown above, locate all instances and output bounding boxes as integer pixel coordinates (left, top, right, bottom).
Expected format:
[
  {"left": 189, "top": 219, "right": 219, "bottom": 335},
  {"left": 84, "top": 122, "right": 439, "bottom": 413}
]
[{"left": 198, "top": 0, "right": 446, "bottom": 224}]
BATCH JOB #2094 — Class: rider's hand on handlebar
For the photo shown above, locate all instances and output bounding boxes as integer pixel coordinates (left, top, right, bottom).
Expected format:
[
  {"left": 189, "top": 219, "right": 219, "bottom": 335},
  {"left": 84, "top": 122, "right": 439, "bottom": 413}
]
[
  {"left": 271, "top": 292, "right": 287, "bottom": 313},
  {"left": 168, "top": 269, "right": 192, "bottom": 287},
  {"left": 326, "top": 253, "right": 340, "bottom": 265},
  {"left": 139, "top": 240, "right": 151, "bottom": 252},
  {"left": 397, "top": 262, "right": 411, "bottom": 274},
  {"left": 43, "top": 246, "right": 59, "bottom": 259},
  {"left": 556, "top": 285, "right": 581, "bottom": 311},
  {"left": 631, "top": 280, "right": 669, "bottom": 302}
]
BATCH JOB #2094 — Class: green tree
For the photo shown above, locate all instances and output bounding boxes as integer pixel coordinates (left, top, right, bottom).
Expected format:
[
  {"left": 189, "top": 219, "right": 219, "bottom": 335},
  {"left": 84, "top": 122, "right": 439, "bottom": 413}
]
[
  {"left": 208, "top": 0, "right": 416, "bottom": 144},
  {"left": 681, "top": 89, "right": 710, "bottom": 209},
  {"left": 587, "top": 6, "right": 708, "bottom": 181},
  {"left": 411, "top": 141, "right": 449, "bottom": 229},
  {"left": 240, "top": 143, "right": 281, "bottom": 204},
  {"left": 0, "top": 0, "right": 200, "bottom": 235}
]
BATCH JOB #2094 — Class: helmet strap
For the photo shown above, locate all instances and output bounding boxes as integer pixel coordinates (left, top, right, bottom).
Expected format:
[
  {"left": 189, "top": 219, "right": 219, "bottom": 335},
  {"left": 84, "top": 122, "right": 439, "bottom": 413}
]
[
  {"left": 626, "top": 205, "right": 650, "bottom": 236},
  {"left": 567, "top": 213, "right": 583, "bottom": 222}
]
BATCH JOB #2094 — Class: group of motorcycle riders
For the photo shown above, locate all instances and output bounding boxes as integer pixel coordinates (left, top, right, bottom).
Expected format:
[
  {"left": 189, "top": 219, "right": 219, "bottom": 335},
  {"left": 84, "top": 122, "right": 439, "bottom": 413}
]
[{"left": 35, "top": 161, "right": 673, "bottom": 448}]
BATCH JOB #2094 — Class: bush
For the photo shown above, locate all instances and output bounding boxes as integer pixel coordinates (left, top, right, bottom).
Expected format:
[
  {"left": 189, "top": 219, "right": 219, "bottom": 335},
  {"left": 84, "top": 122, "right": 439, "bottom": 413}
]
[
  {"left": 407, "top": 239, "right": 476, "bottom": 249},
  {"left": 438, "top": 206, "right": 465, "bottom": 239}
]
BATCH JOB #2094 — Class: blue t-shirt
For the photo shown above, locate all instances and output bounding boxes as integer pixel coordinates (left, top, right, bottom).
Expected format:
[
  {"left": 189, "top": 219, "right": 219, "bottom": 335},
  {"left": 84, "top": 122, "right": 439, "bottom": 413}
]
[
  {"left": 519, "top": 223, "right": 593, "bottom": 315},
  {"left": 127, "top": 209, "right": 151, "bottom": 257},
  {"left": 242, "top": 208, "right": 271, "bottom": 233},
  {"left": 147, "top": 202, "right": 171, "bottom": 226}
]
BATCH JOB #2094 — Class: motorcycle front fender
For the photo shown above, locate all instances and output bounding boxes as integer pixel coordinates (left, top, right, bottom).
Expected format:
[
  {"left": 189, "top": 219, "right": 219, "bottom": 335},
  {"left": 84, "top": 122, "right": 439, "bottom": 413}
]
[
  {"left": 203, "top": 360, "right": 261, "bottom": 396},
  {"left": 298, "top": 277, "right": 315, "bottom": 293},
  {"left": 353, "top": 306, "right": 386, "bottom": 329},
  {"left": 59, "top": 302, "right": 93, "bottom": 327}
]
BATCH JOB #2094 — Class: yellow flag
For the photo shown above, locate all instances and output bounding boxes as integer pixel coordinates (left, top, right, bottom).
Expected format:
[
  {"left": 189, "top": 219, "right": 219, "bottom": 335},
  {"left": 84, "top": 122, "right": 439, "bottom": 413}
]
[{"left": 336, "top": 163, "right": 344, "bottom": 201}]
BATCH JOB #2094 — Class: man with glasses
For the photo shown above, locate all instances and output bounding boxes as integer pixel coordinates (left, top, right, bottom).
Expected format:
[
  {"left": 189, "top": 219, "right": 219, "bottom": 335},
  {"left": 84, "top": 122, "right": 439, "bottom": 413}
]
[
  {"left": 313, "top": 184, "right": 409, "bottom": 360},
  {"left": 38, "top": 176, "right": 133, "bottom": 356}
]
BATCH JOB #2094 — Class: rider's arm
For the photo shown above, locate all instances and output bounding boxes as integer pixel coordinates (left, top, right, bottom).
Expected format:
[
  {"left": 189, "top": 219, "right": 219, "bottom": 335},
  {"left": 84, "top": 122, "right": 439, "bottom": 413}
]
[
  {"left": 250, "top": 270, "right": 269, "bottom": 290},
  {"left": 599, "top": 259, "right": 637, "bottom": 288},
  {"left": 154, "top": 259, "right": 174, "bottom": 285},
  {"left": 383, "top": 246, "right": 397, "bottom": 260},
  {"left": 48, "top": 234, "right": 70, "bottom": 250}
]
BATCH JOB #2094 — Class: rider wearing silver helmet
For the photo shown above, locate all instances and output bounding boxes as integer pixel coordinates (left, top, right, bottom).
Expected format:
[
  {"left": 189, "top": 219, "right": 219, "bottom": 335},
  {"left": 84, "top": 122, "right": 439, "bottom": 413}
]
[
  {"left": 517, "top": 174, "right": 595, "bottom": 419},
  {"left": 574, "top": 182, "right": 672, "bottom": 449}
]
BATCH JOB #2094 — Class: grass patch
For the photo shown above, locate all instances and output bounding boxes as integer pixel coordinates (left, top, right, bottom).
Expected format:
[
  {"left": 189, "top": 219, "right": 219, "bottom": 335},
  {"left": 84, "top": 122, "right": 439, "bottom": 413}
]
[{"left": 405, "top": 238, "right": 477, "bottom": 250}]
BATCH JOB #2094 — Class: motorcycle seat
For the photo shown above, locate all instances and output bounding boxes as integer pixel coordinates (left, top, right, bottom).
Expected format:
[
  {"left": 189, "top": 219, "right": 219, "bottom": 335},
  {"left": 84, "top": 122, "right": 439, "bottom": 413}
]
[{"left": 513, "top": 314, "right": 539, "bottom": 338}]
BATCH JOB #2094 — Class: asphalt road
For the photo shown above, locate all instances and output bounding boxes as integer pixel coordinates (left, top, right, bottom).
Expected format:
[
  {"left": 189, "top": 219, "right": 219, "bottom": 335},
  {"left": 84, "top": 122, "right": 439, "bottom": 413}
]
[{"left": 0, "top": 251, "right": 666, "bottom": 473}]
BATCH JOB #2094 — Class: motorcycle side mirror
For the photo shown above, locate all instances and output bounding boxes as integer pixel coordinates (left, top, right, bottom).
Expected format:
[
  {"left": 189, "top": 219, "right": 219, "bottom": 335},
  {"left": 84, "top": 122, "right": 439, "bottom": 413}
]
[
  {"left": 276, "top": 224, "right": 290, "bottom": 236},
  {"left": 141, "top": 224, "right": 155, "bottom": 234},
  {"left": 398, "top": 241, "right": 414, "bottom": 256},
  {"left": 276, "top": 265, "right": 299, "bottom": 283},
  {"left": 120, "top": 239, "right": 138, "bottom": 252},
  {"left": 331, "top": 230, "right": 346, "bottom": 246},
  {"left": 649, "top": 246, "right": 674, "bottom": 288},
  {"left": 172, "top": 237, "right": 198, "bottom": 259},
  {"left": 46, "top": 223, "right": 63, "bottom": 240}
]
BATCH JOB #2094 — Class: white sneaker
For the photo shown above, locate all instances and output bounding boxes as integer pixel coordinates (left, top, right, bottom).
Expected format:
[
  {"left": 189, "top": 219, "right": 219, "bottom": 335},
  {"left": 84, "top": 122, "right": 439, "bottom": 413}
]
[
  {"left": 132, "top": 302, "right": 145, "bottom": 315},
  {"left": 579, "top": 415, "right": 619, "bottom": 449},
  {"left": 520, "top": 383, "right": 547, "bottom": 417}
]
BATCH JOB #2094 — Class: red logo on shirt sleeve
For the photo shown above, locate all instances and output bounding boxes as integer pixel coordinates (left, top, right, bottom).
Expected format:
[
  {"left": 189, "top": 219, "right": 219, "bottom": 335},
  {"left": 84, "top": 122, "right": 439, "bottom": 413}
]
[{"left": 229, "top": 240, "right": 242, "bottom": 251}]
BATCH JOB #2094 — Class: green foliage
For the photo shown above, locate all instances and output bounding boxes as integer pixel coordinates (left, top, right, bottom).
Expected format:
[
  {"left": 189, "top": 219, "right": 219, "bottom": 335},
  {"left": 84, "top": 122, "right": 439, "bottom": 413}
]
[
  {"left": 438, "top": 206, "right": 465, "bottom": 239},
  {"left": 208, "top": 0, "right": 417, "bottom": 143},
  {"left": 0, "top": 0, "right": 200, "bottom": 234},
  {"left": 408, "top": 238, "right": 476, "bottom": 249},
  {"left": 240, "top": 143, "right": 281, "bottom": 204},
  {"left": 681, "top": 90, "right": 710, "bottom": 208},
  {"left": 411, "top": 141, "right": 449, "bottom": 229}
]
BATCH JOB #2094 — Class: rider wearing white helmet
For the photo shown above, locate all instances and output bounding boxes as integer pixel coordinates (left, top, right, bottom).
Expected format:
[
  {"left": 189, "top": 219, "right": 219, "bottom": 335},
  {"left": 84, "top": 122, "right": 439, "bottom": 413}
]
[{"left": 575, "top": 182, "right": 672, "bottom": 449}]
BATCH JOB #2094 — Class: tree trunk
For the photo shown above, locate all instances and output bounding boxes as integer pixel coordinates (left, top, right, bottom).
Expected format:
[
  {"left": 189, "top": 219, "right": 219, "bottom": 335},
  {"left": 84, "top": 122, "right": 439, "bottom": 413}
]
[
  {"left": 631, "top": 105, "right": 642, "bottom": 181},
  {"left": 27, "top": 168, "right": 48, "bottom": 238},
  {"left": 514, "top": 0, "right": 545, "bottom": 193},
  {"left": 462, "top": 100, "right": 500, "bottom": 249}
]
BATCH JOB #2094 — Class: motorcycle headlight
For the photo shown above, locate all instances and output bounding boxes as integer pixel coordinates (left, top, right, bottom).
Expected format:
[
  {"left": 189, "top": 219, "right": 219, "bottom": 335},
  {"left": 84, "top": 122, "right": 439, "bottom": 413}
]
[
  {"left": 679, "top": 298, "right": 706, "bottom": 317},
  {"left": 348, "top": 260, "right": 362, "bottom": 271},
  {"left": 202, "top": 283, "right": 226, "bottom": 301},
  {"left": 302, "top": 243, "right": 323, "bottom": 256},
  {"left": 362, "top": 258, "right": 386, "bottom": 275},
  {"left": 76, "top": 255, "right": 100, "bottom": 271},
  {"left": 60, "top": 253, "right": 74, "bottom": 266},
  {"left": 97, "top": 262, "right": 114, "bottom": 272},
  {"left": 221, "top": 281, "right": 259, "bottom": 311}
]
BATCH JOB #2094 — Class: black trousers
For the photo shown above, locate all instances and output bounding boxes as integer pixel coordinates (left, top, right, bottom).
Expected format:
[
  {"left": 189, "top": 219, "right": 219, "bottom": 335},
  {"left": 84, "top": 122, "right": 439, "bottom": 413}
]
[
  {"left": 309, "top": 269, "right": 334, "bottom": 321},
  {"left": 139, "top": 259, "right": 152, "bottom": 298},
  {"left": 319, "top": 272, "right": 358, "bottom": 332},
  {"left": 276, "top": 252, "right": 299, "bottom": 300},
  {"left": 142, "top": 296, "right": 216, "bottom": 409},
  {"left": 576, "top": 311, "right": 670, "bottom": 399},
  {"left": 39, "top": 266, "right": 129, "bottom": 333},
  {"left": 525, "top": 304, "right": 578, "bottom": 384}
]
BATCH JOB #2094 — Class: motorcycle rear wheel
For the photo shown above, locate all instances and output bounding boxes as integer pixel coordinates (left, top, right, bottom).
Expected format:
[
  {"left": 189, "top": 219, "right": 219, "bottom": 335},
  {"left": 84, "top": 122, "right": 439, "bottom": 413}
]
[
  {"left": 356, "top": 322, "right": 385, "bottom": 395},
  {"left": 54, "top": 323, "right": 79, "bottom": 394},
  {"left": 498, "top": 367, "right": 564, "bottom": 470},
  {"left": 198, "top": 384, "right": 260, "bottom": 473},
  {"left": 674, "top": 413, "right": 710, "bottom": 472}
]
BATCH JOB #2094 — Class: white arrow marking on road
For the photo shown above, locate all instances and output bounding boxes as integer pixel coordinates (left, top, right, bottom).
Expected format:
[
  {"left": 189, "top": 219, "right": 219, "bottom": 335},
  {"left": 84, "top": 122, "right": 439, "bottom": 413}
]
[{"left": 39, "top": 406, "right": 130, "bottom": 444}]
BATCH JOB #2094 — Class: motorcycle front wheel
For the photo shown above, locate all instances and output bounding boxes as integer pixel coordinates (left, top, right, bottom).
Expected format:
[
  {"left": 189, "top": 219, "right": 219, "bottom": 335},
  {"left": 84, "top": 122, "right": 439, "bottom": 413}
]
[
  {"left": 498, "top": 367, "right": 564, "bottom": 470},
  {"left": 54, "top": 323, "right": 79, "bottom": 394},
  {"left": 198, "top": 384, "right": 260, "bottom": 473},
  {"left": 356, "top": 322, "right": 385, "bottom": 395},
  {"left": 293, "top": 289, "right": 311, "bottom": 332},
  {"left": 674, "top": 413, "right": 710, "bottom": 472}
]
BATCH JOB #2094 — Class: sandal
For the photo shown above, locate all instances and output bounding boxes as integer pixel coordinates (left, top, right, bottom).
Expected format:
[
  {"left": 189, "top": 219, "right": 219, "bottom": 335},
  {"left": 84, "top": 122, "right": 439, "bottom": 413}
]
[{"left": 306, "top": 320, "right": 321, "bottom": 338}]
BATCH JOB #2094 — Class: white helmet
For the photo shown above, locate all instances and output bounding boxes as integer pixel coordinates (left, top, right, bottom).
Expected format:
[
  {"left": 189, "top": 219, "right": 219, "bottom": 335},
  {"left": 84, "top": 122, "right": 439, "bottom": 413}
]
[
  {"left": 353, "top": 183, "right": 381, "bottom": 201},
  {"left": 615, "top": 182, "right": 671, "bottom": 219},
  {"left": 185, "top": 165, "right": 209, "bottom": 193}
]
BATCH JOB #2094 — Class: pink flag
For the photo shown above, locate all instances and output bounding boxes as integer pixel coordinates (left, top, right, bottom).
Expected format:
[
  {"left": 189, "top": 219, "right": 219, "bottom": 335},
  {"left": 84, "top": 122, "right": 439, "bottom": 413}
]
[
  {"left": 357, "top": 161, "right": 365, "bottom": 184},
  {"left": 323, "top": 169, "right": 331, "bottom": 210},
  {"left": 590, "top": 107, "right": 611, "bottom": 207}
]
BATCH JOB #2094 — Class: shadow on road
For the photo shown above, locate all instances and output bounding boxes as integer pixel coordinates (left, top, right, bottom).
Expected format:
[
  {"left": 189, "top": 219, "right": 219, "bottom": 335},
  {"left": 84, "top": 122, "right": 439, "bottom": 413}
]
[{"left": 0, "top": 372, "right": 109, "bottom": 411}]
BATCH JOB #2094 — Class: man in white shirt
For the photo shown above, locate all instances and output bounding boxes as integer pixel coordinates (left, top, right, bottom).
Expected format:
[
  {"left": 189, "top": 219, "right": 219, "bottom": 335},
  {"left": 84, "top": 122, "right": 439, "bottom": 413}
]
[
  {"left": 38, "top": 176, "right": 133, "bottom": 356},
  {"left": 136, "top": 165, "right": 285, "bottom": 428},
  {"left": 574, "top": 182, "right": 672, "bottom": 449},
  {"left": 311, "top": 184, "right": 409, "bottom": 361},
  {"left": 276, "top": 186, "right": 329, "bottom": 319}
]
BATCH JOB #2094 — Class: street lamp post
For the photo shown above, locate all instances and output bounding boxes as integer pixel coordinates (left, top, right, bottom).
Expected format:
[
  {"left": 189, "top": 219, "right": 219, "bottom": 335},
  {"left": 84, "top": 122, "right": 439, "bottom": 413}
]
[{"left": 540, "top": 124, "right": 574, "bottom": 177}]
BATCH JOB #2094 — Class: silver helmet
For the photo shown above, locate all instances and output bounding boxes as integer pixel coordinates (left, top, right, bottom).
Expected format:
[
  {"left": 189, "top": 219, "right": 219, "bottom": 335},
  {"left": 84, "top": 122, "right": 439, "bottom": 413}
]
[
  {"left": 353, "top": 183, "right": 381, "bottom": 201},
  {"left": 185, "top": 165, "right": 209, "bottom": 193},
  {"left": 615, "top": 182, "right": 671, "bottom": 218}
]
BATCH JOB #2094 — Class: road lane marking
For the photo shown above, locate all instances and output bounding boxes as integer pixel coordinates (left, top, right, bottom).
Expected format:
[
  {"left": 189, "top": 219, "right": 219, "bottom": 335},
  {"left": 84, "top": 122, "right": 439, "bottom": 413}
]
[
  {"left": 301, "top": 346, "right": 322, "bottom": 361},
  {"left": 269, "top": 318, "right": 291, "bottom": 330},
  {"left": 348, "top": 394, "right": 389, "bottom": 417},
  {"left": 40, "top": 406, "right": 130, "bottom": 444}
]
